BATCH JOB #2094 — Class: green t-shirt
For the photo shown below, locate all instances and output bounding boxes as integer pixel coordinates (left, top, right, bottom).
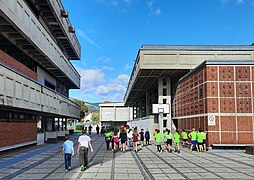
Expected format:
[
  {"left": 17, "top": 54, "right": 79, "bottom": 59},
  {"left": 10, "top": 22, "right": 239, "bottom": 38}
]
[
  {"left": 109, "top": 131, "right": 113, "bottom": 136},
  {"left": 189, "top": 131, "right": 197, "bottom": 141},
  {"left": 181, "top": 132, "right": 188, "bottom": 139},
  {"left": 174, "top": 133, "right": 180, "bottom": 143},
  {"left": 155, "top": 133, "right": 162, "bottom": 142},
  {"left": 163, "top": 132, "right": 168, "bottom": 137},
  {"left": 201, "top": 132, "right": 206, "bottom": 140},
  {"left": 197, "top": 132, "right": 203, "bottom": 143},
  {"left": 166, "top": 133, "right": 173, "bottom": 139},
  {"left": 105, "top": 132, "right": 111, "bottom": 137}
]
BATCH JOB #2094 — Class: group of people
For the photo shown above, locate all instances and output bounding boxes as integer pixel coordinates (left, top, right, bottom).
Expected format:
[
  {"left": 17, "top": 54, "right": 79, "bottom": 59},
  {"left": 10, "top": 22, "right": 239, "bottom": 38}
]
[
  {"left": 62, "top": 130, "right": 93, "bottom": 172},
  {"left": 61, "top": 126, "right": 207, "bottom": 173},
  {"left": 153, "top": 127, "right": 207, "bottom": 153},
  {"left": 104, "top": 126, "right": 151, "bottom": 153}
]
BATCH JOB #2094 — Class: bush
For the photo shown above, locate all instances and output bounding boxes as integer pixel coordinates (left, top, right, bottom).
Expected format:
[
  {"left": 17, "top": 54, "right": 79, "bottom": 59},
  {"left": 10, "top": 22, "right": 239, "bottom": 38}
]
[{"left": 76, "top": 124, "right": 84, "bottom": 130}]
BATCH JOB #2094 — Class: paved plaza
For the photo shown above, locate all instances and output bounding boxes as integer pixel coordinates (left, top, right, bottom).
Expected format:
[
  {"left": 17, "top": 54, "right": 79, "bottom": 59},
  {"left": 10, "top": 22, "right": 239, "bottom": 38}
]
[{"left": 0, "top": 134, "right": 253, "bottom": 180}]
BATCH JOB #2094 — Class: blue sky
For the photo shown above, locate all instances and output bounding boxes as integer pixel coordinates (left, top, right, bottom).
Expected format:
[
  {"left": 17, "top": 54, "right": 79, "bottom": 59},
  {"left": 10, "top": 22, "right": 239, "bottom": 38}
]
[{"left": 63, "top": 0, "right": 254, "bottom": 103}]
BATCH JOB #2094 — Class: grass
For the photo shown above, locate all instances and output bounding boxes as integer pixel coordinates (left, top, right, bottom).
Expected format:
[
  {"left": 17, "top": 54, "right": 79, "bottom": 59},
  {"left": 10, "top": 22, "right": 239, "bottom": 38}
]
[{"left": 74, "top": 129, "right": 82, "bottom": 133}]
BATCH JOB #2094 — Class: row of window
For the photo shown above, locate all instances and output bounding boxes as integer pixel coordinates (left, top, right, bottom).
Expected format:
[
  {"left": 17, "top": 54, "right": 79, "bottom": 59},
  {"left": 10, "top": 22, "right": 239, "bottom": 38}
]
[{"left": 0, "top": 110, "right": 41, "bottom": 121}]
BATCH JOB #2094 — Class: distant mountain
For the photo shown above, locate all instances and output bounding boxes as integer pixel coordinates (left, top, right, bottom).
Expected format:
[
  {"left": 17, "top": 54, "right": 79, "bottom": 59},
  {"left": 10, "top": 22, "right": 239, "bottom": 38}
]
[{"left": 85, "top": 101, "right": 101, "bottom": 113}]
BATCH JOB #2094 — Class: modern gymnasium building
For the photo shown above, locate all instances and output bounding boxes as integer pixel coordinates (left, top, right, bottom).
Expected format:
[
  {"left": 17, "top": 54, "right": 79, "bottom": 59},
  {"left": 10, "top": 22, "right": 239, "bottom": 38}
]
[
  {"left": 124, "top": 45, "right": 254, "bottom": 147},
  {"left": 0, "top": 0, "right": 81, "bottom": 151}
]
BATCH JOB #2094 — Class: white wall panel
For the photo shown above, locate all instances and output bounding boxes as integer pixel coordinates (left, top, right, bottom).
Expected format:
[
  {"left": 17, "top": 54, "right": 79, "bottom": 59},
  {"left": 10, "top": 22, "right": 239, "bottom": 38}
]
[
  {"left": 0, "top": 75, "right": 3, "bottom": 95},
  {"left": 15, "top": 81, "right": 22, "bottom": 99},
  {"left": 6, "top": 77, "right": 14, "bottom": 97},
  {"left": 23, "top": 84, "right": 29, "bottom": 101}
]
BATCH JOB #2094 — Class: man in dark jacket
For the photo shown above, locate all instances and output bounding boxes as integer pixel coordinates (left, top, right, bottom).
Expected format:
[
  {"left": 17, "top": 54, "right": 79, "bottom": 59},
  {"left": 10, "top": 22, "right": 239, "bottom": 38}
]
[{"left": 145, "top": 129, "right": 150, "bottom": 145}]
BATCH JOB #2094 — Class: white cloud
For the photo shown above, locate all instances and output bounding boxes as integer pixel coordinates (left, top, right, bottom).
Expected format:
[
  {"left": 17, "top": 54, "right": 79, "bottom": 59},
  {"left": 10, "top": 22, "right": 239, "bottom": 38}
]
[
  {"left": 97, "top": 0, "right": 131, "bottom": 7},
  {"left": 96, "top": 73, "right": 130, "bottom": 101},
  {"left": 236, "top": 0, "right": 244, "bottom": 5},
  {"left": 147, "top": 0, "right": 161, "bottom": 16},
  {"left": 102, "top": 66, "right": 115, "bottom": 71},
  {"left": 77, "top": 68, "right": 105, "bottom": 92},
  {"left": 76, "top": 29, "right": 103, "bottom": 50},
  {"left": 96, "top": 56, "right": 112, "bottom": 62},
  {"left": 124, "top": 64, "right": 132, "bottom": 69},
  {"left": 74, "top": 67, "right": 129, "bottom": 102}
]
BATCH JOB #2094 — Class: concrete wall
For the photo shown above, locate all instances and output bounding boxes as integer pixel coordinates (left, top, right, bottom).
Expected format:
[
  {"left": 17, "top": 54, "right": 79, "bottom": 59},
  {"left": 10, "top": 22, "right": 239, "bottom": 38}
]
[
  {"left": 0, "top": 63, "right": 80, "bottom": 118},
  {"left": 0, "top": 0, "right": 80, "bottom": 88},
  {"left": 174, "top": 63, "right": 254, "bottom": 146}
]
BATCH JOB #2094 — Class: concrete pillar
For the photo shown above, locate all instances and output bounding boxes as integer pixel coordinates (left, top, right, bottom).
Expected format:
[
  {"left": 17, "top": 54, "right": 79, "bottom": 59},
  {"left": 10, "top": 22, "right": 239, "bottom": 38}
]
[{"left": 158, "top": 77, "right": 172, "bottom": 131}]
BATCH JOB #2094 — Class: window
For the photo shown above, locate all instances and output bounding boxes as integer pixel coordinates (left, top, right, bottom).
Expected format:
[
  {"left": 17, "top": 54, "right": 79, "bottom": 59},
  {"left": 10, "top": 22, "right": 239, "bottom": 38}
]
[
  {"left": 199, "top": 86, "right": 203, "bottom": 97},
  {"left": 163, "top": 99, "right": 167, "bottom": 104},
  {"left": 163, "top": 120, "right": 167, "bottom": 127},
  {"left": 163, "top": 88, "right": 167, "bottom": 96},
  {"left": 163, "top": 79, "right": 167, "bottom": 86},
  {"left": 45, "top": 80, "right": 55, "bottom": 90}
]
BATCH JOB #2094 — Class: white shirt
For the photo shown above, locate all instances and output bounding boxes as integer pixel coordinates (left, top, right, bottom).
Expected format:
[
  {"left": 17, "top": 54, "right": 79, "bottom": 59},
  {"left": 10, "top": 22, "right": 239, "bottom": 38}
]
[{"left": 78, "top": 135, "right": 91, "bottom": 148}]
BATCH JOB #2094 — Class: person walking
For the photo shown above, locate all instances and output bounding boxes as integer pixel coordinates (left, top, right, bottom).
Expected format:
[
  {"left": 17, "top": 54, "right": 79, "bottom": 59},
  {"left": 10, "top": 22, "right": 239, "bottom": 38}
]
[
  {"left": 139, "top": 129, "right": 145, "bottom": 147},
  {"left": 105, "top": 129, "right": 111, "bottom": 150},
  {"left": 155, "top": 129, "right": 163, "bottom": 153},
  {"left": 127, "top": 128, "right": 133, "bottom": 150},
  {"left": 77, "top": 130, "right": 93, "bottom": 171},
  {"left": 62, "top": 134, "right": 74, "bottom": 172},
  {"left": 174, "top": 130, "right": 181, "bottom": 153},
  {"left": 96, "top": 125, "right": 100, "bottom": 135},
  {"left": 197, "top": 128, "right": 204, "bottom": 152},
  {"left": 132, "top": 128, "right": 139, "bottom": 152},
  {"left": 112, "top": 130, "right": 119, "bottom": 153},
  {"left": 119, "top": 127, "right": 127, "bottom": 152},
  {"left": 88, "top": 125, "right": 92, "bottom": 135},
  {"left": 189, "top": 128, "right": 198, "bottom": 152},
  {"left": 201, "top": 129, "right": 207, "bottom": 151},
  {"left": 163, "top": 128, "right": 168, "bottom": 151},
  {"left": 165, "top": 129, "right": 173, "bottom": 153},
  {"left": 181, "top": 129, "right": 189, "bottom": 148},
  {"left": 145, "top": 129, "right": 150, "bottom": 145}
]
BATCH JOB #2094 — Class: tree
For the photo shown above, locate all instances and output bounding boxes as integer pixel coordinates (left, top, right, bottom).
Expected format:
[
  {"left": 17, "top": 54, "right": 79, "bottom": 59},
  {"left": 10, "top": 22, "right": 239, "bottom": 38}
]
[
  {"left": 91, "top": 112, "right": 100, "bottom": 125},
  {"left": 73, "top": 99, "right": 88, "bottom": 120}
]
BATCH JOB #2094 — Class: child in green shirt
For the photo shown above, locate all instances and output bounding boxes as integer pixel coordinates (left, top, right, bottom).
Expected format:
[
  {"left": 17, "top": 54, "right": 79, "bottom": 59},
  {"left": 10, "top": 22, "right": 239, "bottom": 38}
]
[
  {"left": 174, "top": 130, "right": 181, "bottom": 153},
  {"left": 155, "top": 129, "right": 163, "bottom": 153}
]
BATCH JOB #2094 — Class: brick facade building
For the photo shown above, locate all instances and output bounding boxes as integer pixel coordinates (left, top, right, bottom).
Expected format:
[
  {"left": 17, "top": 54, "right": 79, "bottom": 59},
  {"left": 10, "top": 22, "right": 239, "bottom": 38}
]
[{"left": 173, "top": 61, "right": 254, "bottom": 146}]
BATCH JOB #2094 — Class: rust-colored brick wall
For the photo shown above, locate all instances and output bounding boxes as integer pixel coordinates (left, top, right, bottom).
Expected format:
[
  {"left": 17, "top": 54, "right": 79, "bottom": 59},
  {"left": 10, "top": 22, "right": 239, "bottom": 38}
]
[
  {"left": 0, "top": 50, "right": 38, "bottom": 81},
  {"left": 174, "top": 64, "right": 254, "bottom": 147},
  {"left": 0, "top": 120, "right": 37, "bottom": 148}
]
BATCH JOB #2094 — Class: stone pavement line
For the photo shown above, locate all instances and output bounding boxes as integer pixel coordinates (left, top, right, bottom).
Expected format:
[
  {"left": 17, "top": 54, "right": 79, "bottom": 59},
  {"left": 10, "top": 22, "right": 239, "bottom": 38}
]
[
  {"left": 2, "top": 150, "right": 60, "bottom": 180},
  {"left": 110, "top": 151, "right": 115, "bottom": 180},
  {"left": 42, "top": 134, "right": 102, "bottom": 180},
  {"left": 131, "top": 150, "right": 154, "bottom": 180},
  {"left": 75, "top": 136, "right": 105, "bottom": 180},
  {"left": 168, "top": 150, "right": 226, "bottom": 180},
  {"left": 145, "top": 147, "right": 190, "bottom": 180},
  {"left": 209, "top": 152, "right": 254, "bottom": 168},
  {"left": 189, "top": 151, "right": 254, "bottom": 179}
]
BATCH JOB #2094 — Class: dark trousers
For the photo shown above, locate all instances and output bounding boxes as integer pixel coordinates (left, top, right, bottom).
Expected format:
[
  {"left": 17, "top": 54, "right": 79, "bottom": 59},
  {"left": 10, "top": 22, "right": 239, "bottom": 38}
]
[
  {"left": 157, "top": 145, "right": 162, "bottom": 152},
  {"left": 79, "top": 147, "right": 88, "bottom": 167},
  {"left": 64, "top": 153, "right": 72, "bottom": 170},
  {"left": 146, "top": 139, "right": 150, "bottom": 145},
  {"left": 106, "top": 139, "right": 110, "bottom": 150}
]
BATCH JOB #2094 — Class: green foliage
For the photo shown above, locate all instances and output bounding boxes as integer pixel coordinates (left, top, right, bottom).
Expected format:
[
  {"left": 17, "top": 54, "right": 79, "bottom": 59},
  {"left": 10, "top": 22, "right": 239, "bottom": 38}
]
[
  {"left": 73, "top": 99, "right": 88, "bottom": 119},
  {"left": 75, "top": 124, "right": 84, "bottom": 130},
  {"left": 91, "top": 112, "right": 100, "bottom": 125}
]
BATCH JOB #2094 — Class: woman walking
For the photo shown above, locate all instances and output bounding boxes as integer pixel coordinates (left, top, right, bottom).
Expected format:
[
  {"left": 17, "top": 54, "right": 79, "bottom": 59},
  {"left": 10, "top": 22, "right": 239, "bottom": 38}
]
[
  {"left": 155, "top": 129, "right": 163, "bottom": 153},
  {"left": 132, "top": 128, "right": 139, "bottom": 152},
  {"left": 119, "top": 127, "right": 127, "bottom": 152}
]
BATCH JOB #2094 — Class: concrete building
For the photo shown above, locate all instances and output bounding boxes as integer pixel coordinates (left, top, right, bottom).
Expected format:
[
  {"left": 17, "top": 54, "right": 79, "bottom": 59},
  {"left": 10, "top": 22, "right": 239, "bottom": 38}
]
[
  {"left": 99, "top": 103, "right": 133, "bottom": 128},
  {"left": 0, "top": 0, "right": 81, "bottom": 150},
  {"left": 124, "top": 45, "right": 254, "bottom": 146}
]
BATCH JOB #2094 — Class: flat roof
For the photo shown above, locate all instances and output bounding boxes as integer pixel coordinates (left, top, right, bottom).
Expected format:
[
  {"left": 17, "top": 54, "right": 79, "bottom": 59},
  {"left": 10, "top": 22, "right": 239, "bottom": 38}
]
[
  {"left": 99, "top": 103, "right": 125, "bottom": 107},
  {"left": 141, "top": 45, "right": 254, "bottom": 51}
]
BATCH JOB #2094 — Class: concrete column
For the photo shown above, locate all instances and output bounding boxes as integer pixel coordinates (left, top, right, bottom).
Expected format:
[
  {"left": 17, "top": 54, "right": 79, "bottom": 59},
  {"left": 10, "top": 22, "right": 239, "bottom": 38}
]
[{"left": 158, "top": 77, "right": 172, "bottom": 131}]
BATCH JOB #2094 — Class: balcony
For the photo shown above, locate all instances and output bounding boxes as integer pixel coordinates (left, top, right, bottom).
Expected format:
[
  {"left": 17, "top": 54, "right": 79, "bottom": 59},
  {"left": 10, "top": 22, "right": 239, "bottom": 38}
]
[
  {"left": 0, "top": 0, "right": 80, "bottom": 88},
  {"left": 0, "top": 62, "right": 80, "bottom": 119},
  {"left": 26, "top": 0, "right": 81, "bottom": 60}
]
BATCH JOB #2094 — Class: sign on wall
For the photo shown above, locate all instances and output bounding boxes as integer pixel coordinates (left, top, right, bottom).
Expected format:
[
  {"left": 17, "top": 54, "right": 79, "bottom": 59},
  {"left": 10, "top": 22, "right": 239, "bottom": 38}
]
[{"left": 208, "top": 116, "right": 216, "bottom": 126}]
